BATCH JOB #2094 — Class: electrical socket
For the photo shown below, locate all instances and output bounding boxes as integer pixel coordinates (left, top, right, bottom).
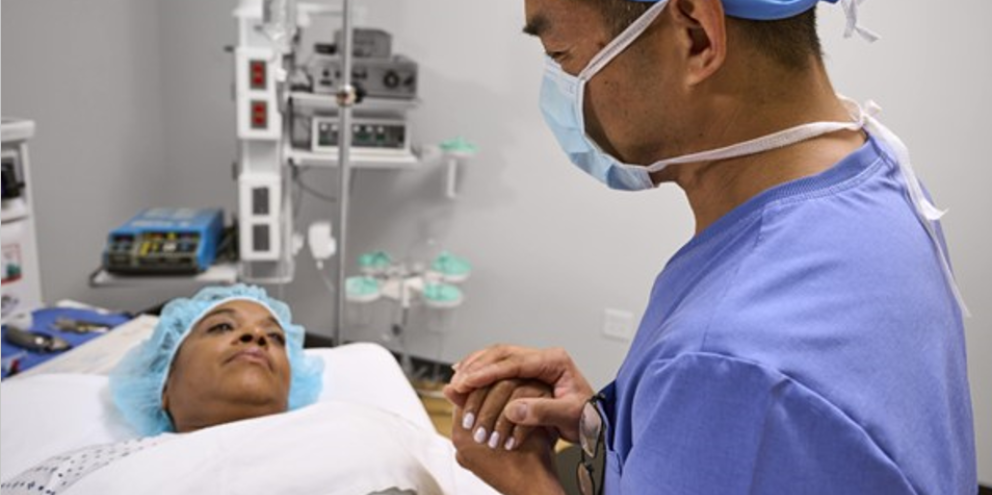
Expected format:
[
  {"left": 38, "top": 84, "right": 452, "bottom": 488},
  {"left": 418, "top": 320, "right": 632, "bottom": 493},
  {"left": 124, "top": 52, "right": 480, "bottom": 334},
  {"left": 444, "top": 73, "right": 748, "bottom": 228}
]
[{"left": 602, "top": 309, "right": 635, "bottom": 341}]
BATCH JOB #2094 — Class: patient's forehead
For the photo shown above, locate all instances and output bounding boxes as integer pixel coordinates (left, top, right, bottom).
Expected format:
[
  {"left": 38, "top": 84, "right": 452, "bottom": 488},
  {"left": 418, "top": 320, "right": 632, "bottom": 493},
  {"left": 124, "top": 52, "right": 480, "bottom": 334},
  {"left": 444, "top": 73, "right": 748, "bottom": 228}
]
[{"left": 195, "top": 300, "right": 280, "bottom": 328}]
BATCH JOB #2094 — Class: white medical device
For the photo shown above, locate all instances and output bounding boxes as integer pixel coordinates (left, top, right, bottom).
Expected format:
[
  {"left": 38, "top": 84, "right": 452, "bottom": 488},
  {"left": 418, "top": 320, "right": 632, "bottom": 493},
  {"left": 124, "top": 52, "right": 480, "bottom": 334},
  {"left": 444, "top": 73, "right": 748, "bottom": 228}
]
[
  {"left": 237, "top": 172, "right": 282, "bottom": 262},
  {"left": 311, "top": 115, "right": 410, "bottom": 156},
  {"left": 1, "top": 118, "right": 43, "bottom": 325},
  {"left": 307, "top": 221, "right": 337, "bottom": 269},
  {"left": 232, "top": 0, "right": 475, "bottom": 349}
]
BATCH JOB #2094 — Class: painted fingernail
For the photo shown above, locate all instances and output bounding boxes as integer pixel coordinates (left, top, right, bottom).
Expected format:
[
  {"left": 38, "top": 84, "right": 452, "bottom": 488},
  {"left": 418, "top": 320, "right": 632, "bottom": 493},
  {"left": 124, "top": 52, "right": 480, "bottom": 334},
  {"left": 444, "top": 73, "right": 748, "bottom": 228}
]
[
  {"left": 462, "top": 412, "right": 475, "bottom": 430},
  {"left": 504, "top": 437, "right": 516, "bottom": 451},
  {"left": 473, "top": 427, "right": 487, "bottom": 444},
  {"left": 488, "top": 431, "right": 501, "bottom": 449}
]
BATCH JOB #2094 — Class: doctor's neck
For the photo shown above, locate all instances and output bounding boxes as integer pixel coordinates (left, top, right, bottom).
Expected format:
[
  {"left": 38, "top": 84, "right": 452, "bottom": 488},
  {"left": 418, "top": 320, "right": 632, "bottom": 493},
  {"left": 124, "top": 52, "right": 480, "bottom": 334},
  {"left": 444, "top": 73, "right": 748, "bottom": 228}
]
[{"left": 656, "top": 54, "right": 866, "bottom": 236}]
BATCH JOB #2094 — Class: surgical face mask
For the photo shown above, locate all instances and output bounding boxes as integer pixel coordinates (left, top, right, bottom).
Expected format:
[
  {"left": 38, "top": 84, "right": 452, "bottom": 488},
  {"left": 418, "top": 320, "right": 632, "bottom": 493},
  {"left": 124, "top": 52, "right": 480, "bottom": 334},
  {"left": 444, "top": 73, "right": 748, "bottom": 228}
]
[{"left": 540, "top": 0, "right": 862, "bottom": 191}]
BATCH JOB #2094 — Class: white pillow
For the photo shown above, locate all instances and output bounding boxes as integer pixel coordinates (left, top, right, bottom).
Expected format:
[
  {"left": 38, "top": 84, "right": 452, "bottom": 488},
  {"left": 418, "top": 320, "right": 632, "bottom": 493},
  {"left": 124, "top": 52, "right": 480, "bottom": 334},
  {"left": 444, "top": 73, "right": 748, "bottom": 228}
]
[{"left": 0, "top": 342, "right": 434, "bottom": 483}]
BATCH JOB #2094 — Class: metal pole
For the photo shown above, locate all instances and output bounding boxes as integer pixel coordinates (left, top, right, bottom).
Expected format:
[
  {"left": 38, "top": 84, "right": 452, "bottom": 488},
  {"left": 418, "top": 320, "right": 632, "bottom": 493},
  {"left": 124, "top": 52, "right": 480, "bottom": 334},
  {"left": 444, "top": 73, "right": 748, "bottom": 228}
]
[{"left": 334, "top": 0, "right": 355, "bottom": 347}]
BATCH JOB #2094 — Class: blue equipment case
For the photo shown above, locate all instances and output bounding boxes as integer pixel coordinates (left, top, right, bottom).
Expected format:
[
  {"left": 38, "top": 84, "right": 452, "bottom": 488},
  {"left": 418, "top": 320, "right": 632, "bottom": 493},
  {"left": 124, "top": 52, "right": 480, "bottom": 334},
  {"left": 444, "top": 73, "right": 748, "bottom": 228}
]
[{"left": 103, "top": 208, "right": 224, "bottom": 275}]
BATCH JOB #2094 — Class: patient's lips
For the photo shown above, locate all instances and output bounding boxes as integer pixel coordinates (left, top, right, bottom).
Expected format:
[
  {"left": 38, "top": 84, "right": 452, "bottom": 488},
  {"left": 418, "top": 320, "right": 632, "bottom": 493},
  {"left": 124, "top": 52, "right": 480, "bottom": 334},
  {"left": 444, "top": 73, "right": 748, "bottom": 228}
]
[{"left": 226, "top": 347, "right": 273, "bottom": 371}]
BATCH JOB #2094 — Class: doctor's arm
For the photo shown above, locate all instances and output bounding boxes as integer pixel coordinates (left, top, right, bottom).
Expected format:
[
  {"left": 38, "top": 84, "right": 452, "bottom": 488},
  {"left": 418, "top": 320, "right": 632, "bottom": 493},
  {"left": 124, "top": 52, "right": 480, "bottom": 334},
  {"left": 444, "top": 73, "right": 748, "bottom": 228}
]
[{"left": 611, "top": 353, "right": 917, "bottom": 493}]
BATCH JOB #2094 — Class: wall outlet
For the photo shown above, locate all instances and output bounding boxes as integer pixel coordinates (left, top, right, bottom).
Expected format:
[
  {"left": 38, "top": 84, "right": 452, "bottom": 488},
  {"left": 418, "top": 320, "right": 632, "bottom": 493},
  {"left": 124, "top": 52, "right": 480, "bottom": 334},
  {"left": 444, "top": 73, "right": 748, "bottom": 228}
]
[{"left": 602, "top": 309, "right": 635, "bottom": 341}]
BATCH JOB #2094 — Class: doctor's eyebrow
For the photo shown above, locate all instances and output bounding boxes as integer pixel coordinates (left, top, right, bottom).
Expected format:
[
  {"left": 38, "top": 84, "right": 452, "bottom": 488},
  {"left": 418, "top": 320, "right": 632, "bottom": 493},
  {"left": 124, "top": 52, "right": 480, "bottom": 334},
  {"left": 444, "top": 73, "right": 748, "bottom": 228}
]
[{"left": 523, "top": 14, "right": 550, "bottom": 37}]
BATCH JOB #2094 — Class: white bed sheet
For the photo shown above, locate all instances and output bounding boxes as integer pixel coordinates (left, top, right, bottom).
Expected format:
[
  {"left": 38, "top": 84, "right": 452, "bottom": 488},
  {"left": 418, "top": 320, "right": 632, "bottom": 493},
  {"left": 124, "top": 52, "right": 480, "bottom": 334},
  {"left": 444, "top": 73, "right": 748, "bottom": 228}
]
[{"left": 0, "top": 342, "right": 495, "bottom": 494}]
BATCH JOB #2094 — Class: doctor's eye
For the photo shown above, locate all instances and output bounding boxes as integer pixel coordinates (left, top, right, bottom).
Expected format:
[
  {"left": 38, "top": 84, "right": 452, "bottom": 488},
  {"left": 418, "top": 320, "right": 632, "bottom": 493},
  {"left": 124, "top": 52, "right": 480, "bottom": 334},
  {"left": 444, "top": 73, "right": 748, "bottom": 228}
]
[{"left": 546, "top": 50, "right": 566, "bottom": 61}]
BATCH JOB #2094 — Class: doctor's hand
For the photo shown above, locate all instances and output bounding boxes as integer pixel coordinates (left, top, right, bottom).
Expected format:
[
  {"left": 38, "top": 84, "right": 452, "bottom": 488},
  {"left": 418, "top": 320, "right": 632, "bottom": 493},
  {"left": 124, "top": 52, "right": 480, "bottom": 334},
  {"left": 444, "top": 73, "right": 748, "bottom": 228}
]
[
  {"left": 445, "top": 345, "right": 594, "bottom": 443},
  {"left": 452, "top": 405, "right": 566, "bottom": 495}
]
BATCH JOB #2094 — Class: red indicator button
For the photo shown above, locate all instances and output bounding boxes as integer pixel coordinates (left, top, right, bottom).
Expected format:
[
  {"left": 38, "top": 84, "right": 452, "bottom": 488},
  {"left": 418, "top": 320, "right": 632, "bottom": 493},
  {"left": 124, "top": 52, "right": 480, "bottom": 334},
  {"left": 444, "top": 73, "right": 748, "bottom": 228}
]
[
  {"left": 249, "top": 60, "right": 266, "bottom": 90},
  {"left": 250, "top": 100, "right": 267, "bottom": 129}
]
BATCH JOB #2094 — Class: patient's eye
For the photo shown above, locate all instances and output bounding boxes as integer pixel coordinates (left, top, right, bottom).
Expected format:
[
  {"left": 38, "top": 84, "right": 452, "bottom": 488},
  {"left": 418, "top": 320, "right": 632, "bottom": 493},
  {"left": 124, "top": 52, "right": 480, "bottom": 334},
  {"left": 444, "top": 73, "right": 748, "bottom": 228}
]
[
  {"left": 268, "top": 331, "right": 286, "bottom": 346},
  {"left": 207, "top": 322, "right": 235, "bottom": 334}
]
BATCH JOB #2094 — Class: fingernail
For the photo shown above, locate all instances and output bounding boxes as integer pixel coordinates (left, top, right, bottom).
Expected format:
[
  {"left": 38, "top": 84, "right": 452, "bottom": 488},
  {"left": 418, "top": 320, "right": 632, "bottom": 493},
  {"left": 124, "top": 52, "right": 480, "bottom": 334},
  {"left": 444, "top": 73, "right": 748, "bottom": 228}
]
[
  {"left": 504, "top": 437, "right": 516, "bottom": 451},
  {"left": 473, "top": 427, "right": 487, "bottom": 444},
  {"left": 462, "top": 412, "right": 475, "bottom": 430},
  {"left": 451, "top": 361, "right": 461, "bottom": 370},
  {"left": 510, "top": 403, "right": 528, "bottom": 421},
  {"left": 488, "top": 431, "right": 501, "bottom": 449}
]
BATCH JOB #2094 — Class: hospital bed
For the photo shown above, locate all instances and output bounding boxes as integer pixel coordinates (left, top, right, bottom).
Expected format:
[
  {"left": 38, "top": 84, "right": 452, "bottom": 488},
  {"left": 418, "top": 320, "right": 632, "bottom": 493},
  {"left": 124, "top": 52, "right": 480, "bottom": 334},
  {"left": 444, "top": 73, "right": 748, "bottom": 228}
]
[{"left": 0, "top": 316, "right": 498, "bottom": 495}]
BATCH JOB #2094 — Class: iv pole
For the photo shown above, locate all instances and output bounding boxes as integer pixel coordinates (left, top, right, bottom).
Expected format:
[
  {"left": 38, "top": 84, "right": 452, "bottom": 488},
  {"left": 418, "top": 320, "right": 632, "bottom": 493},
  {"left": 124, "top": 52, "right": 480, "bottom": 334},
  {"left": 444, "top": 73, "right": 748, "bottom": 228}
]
[{"left": 333, "top": 0, "right": 355, "bottom": 347}]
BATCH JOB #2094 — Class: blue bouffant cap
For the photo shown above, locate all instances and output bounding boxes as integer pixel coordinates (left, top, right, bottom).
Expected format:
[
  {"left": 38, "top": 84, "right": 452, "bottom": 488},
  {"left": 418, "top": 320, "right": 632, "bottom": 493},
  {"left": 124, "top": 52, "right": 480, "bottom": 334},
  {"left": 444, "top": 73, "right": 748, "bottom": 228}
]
[
  {"left": 110, "top": 284, "right": 324, "bottom": 436},
  {"left": 628, "top": 0, "right": 837, "bottom": 21},
  {"left": 628, "top": 0, "right": 877, "bottom": 41}
]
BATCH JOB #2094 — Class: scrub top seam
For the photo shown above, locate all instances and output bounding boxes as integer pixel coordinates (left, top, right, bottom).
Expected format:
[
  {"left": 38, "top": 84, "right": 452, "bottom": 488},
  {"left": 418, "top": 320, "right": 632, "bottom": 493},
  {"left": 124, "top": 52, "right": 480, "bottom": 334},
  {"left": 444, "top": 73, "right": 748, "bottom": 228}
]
[
  {"left": 696, "top": 153, "right": 881, "bottom": 353},
  {"left": 761, "top": 154, "right": 885, "bottom": 209},
  {"left": 665, "top": 137, "right": 886, "bottom": 270},
  {"left": 697, "top": 210, "right": 767, "bottom": 354}
]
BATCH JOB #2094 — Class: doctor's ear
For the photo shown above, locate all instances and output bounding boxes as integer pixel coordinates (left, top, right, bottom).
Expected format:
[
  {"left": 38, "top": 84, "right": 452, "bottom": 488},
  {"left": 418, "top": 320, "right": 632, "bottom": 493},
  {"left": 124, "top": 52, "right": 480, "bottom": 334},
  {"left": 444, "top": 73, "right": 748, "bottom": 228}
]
[{"left": 668, "top": 0, "right": 727, "bottom": 85}]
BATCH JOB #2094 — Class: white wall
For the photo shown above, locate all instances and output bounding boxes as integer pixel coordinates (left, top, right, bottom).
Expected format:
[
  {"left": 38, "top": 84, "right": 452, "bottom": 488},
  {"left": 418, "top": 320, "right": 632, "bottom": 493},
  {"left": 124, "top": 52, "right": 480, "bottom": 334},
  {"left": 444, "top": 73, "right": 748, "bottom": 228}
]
[
  {"left": 2, "top": 0, "right": 989, "bottom": 484},
  {"left": 289, "top": 0, "right": 683, "bottom": 393}
]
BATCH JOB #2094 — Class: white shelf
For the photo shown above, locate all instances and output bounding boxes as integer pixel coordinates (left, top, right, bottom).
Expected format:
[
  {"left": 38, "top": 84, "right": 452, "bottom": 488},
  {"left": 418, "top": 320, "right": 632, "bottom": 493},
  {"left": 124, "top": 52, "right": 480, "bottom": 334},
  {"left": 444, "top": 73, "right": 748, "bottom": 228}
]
[
  {"left": 288, "top": 92, "right": 421, "bottom": 114},
  {"left": 1, "top": 199, "right": 30, "bottom": 223},
  {"left": 286, "top": 144, "right": 440, "bottom": 170},
  {"left": 89, "top": 262, "right": 239, "bottom": 288},
  {"left": 0, "top": 119, "right": 36, "bottom": 143}
]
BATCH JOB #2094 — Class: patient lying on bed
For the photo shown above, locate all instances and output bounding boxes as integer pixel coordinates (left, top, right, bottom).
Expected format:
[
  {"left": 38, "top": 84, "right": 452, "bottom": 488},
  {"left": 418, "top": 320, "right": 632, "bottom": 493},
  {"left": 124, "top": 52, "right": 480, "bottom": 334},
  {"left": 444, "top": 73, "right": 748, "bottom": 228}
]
[{"left": 1, "top": 285, "right": 498, "bottom": 495}]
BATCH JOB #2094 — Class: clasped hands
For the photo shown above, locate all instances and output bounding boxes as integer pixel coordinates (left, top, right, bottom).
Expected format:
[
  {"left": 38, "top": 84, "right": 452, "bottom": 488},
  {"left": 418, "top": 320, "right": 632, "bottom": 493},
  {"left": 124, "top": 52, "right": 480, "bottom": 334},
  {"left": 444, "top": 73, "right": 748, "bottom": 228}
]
[{"left": 443, "top": 345, "right": 594, "bottom": 495}]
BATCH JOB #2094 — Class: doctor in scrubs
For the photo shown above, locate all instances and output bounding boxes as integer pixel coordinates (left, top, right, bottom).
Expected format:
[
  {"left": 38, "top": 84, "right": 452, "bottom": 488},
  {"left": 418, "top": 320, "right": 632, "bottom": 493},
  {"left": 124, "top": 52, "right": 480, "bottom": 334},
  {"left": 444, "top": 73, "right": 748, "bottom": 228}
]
[{"left": 445, "top": 0, "right": 976, "bottom": 493}]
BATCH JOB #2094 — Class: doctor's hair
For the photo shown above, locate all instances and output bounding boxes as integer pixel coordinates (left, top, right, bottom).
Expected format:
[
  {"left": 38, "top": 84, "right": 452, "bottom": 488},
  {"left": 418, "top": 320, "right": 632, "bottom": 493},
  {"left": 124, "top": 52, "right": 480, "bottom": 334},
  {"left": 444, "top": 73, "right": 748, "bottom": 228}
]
[
  {"left": 731, "top": 10, "right": 822, "bottom": 71},
  {"left": 590, "top": 0, "right": 822, "bottom": 71}
]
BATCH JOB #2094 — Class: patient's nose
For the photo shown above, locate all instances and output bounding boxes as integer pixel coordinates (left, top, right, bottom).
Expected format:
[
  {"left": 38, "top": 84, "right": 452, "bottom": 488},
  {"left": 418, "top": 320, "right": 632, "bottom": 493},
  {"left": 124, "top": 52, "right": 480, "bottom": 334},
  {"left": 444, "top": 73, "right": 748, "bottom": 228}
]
[{"left": 238, "top": 328, "right": 268, "bottom": 347}]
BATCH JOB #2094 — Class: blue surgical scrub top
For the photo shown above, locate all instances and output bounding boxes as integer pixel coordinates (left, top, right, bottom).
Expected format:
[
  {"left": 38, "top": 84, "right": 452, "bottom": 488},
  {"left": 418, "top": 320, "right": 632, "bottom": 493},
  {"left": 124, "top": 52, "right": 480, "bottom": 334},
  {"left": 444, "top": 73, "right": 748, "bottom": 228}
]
[{"left": 602, "top": 135, "right": 976, "bottom": 494}]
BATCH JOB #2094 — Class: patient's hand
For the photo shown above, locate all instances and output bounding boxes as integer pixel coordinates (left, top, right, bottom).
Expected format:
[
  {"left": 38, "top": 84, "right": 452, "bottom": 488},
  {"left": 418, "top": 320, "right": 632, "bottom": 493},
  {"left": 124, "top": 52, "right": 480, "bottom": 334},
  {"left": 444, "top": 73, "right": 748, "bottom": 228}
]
[
  {"left": 452, "top": 405, "right": 565, "bottom": 495},
  {"left": 453, "top": 378, "right": 551, "bottom": 452}
]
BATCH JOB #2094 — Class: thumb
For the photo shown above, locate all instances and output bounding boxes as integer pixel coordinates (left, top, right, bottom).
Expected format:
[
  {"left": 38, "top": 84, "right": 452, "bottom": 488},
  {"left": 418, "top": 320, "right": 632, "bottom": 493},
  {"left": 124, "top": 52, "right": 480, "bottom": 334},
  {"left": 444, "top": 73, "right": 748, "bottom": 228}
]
[{"left": 506, "top": 397, "right": 580, "bottom": 434}]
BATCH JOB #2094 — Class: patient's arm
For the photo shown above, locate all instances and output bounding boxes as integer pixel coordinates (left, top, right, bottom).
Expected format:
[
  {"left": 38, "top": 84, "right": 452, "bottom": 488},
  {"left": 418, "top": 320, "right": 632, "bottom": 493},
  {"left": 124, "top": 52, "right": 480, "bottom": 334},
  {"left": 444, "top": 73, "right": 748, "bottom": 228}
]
[{"left": 452, "top": 405, "right": 565, "bottom": 495}]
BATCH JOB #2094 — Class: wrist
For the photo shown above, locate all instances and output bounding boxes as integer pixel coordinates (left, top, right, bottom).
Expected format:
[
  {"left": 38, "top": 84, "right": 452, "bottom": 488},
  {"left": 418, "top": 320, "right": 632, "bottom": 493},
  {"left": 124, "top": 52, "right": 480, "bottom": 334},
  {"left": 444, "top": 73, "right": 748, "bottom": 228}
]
[{"left": 506, "top": 471, "right": 565, "bottom": 495}]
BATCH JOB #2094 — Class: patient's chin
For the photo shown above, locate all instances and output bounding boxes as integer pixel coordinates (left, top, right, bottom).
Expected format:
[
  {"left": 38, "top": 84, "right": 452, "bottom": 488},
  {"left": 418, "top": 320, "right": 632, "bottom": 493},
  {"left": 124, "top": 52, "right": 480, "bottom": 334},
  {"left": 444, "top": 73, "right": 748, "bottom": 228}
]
[{"left": 221, "top": 368, "right": 289, "bottom": 408}]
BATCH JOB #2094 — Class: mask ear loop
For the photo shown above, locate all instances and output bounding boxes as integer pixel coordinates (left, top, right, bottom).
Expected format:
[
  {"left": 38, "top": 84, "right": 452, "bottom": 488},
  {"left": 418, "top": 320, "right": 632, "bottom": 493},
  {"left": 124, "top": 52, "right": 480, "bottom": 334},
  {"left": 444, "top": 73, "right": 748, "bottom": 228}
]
[{"left": 578, "top": 0, "right": 671, "bottom": 80}]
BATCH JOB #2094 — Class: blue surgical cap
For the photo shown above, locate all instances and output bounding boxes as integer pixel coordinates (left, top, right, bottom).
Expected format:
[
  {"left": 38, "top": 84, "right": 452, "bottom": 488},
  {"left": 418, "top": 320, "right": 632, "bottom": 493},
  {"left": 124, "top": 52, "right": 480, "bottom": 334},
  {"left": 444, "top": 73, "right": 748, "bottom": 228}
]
[
  {"left": 629, "top": 0, "right": 839, "bottom": 20},
  {"left": 110, "top": 284, "right": 324, "bottom": 436}
]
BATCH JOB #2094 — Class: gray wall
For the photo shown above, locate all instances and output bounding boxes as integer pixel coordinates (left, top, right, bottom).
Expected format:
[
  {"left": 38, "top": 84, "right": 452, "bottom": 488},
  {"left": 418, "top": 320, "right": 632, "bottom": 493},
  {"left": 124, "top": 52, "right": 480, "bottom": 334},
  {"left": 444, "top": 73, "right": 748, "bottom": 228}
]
[
  {"left": 1, "top": 0, "right": 181, "bottom": 312},
  {"left": 816, "top": 3, "right": 992, "bottom": 484},
  {"left": 2, "top": 0, "right": 989, "bottom": 484}
]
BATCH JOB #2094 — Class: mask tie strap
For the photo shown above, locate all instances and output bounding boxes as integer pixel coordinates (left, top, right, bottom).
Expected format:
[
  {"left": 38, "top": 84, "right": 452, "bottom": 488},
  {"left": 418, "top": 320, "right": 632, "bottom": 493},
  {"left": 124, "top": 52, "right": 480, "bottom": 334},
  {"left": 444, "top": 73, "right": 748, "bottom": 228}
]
[
  {"left": 861, "top": 101, "right": 970, "bottom": 317},
  {"left": 840, "top": 0, "right": 881, "bottom": 42}
]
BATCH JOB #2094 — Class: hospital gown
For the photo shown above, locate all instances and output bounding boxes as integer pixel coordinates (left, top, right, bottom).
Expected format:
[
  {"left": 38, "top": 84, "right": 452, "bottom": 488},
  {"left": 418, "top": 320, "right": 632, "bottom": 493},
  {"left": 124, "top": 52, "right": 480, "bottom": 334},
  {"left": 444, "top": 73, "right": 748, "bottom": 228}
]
[
  {"left": 602, "top": 135, "right": 976, "bottom": 494},
  {"left": 0, "top": 436, "right": 172, "bottom": 495}
]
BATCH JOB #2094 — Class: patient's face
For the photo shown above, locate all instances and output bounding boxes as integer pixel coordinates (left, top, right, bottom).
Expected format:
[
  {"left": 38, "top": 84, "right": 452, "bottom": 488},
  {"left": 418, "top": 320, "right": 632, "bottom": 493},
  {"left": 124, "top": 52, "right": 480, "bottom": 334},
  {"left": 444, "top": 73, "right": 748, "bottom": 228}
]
[{"left": 162, "top": 300, "right": 292, "bottom": 433}]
